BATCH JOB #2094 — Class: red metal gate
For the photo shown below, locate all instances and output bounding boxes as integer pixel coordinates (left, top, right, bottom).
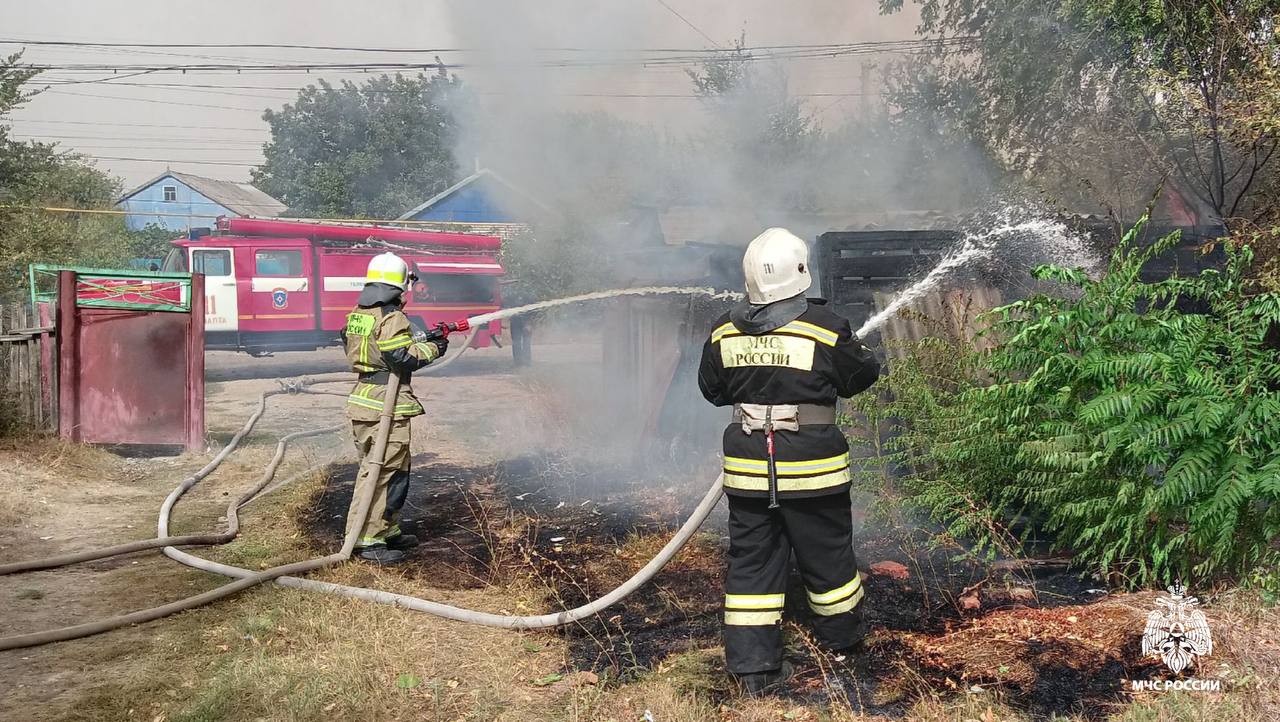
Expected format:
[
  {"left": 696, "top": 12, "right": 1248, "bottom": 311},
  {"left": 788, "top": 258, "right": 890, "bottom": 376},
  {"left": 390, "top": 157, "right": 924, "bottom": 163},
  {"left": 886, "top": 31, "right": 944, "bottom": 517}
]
[{"left": 52, "top": 268, "right": 205, "bottom": 451}]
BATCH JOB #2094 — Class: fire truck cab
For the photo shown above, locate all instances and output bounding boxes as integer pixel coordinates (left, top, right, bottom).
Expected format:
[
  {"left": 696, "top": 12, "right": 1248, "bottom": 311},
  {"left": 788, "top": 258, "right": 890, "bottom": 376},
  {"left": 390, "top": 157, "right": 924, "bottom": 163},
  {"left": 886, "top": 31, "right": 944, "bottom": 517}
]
[{"left": 160, "top": 217, "right": 505, "bottom": 355}]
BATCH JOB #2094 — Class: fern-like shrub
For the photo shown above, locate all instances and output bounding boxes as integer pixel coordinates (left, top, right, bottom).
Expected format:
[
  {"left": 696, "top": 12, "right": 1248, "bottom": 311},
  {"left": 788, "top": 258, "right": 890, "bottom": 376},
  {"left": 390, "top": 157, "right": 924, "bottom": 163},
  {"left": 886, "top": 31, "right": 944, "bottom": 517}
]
[{"left": 867, "top": 221, "right": 1280, "bottom": 587}]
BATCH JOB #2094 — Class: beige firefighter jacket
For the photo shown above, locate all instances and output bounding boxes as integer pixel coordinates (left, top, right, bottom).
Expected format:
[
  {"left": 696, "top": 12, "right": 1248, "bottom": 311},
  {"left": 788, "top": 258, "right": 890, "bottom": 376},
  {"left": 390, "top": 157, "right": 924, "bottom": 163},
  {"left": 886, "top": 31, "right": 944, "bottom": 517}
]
[{"left": 343, "top": 302, "right": 440, "bottom": 421}]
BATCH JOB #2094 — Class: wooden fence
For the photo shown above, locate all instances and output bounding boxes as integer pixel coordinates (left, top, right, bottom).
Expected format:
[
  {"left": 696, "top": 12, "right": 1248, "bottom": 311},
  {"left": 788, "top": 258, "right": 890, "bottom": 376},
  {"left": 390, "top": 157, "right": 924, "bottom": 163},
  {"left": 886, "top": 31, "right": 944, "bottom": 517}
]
[{"left": 0, "top": 303, "right": 56, "bottom": 431}]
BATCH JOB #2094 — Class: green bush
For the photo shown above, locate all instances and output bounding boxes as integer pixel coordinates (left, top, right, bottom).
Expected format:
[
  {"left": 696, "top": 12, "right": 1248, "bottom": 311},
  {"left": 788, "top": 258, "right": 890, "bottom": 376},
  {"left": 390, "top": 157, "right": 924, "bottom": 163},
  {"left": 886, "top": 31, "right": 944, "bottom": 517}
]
[{"left": 874, "top": 220, "right": 1280, "bottom": 587}]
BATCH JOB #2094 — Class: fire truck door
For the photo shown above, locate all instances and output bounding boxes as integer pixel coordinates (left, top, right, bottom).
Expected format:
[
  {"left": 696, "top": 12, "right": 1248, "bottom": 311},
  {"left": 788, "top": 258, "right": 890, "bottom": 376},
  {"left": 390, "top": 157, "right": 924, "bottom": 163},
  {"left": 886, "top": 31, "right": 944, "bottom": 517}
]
[
  {"left": 191, "top": 247, "right": 238, "bottom": 331},
  {"left": 248, "top": 247, "right": 313, "bottom": 329}
]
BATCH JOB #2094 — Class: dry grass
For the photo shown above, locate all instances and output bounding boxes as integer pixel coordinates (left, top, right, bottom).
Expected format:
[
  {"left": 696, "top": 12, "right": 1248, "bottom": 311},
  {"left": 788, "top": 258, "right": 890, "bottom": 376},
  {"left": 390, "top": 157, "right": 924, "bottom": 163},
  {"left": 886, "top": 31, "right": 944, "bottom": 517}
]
[
  {"left": 51, "top": 586, "right": 568, "bottom": 722},
  {"left": 3, "top": 433, "right": 1276, "bottom": 722},
  {"left": 896, "top": 600, "right": 1149, "bottom": 689},
  {"left": 0, "top": 436, "right": 121, "bottom": 527}
]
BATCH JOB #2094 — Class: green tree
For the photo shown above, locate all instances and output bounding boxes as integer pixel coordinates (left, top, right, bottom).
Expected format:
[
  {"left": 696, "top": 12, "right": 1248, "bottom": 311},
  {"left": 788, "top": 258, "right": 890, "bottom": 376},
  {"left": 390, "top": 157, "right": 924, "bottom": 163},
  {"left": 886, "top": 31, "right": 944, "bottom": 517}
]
[
  {"left": 881, "top": 0, "right": 1280, "bottom": 224},
  {"left": 0, "top": 52, "right": 133, "bottom": 303},
  {"left": 253, "top": 71, "right": 470, "bottom": 219}
]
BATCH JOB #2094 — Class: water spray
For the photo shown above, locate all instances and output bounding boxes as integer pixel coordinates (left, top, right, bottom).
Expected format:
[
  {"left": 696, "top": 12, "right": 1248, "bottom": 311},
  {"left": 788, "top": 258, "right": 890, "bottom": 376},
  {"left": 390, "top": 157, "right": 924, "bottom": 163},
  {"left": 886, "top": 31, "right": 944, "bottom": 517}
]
[{"left": 856, "top": 217, "right": 1082, "bottom": 338}]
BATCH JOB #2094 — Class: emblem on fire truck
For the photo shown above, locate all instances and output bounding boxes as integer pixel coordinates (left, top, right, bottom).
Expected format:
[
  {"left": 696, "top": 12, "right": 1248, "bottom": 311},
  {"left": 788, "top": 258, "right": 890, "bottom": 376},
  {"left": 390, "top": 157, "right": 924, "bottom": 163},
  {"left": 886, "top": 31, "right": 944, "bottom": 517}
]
[
  {"left": 1141, "top": 583, "right": 1213, "bottom": 674},
  {"left": 271, "top": 288, "right": 288, "bottom": 310}
]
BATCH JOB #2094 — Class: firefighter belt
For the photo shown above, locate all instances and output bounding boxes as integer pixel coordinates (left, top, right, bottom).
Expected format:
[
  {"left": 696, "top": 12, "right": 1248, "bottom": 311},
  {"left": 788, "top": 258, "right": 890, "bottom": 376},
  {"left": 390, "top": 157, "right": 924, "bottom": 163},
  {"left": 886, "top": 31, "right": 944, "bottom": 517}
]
[{"left": 732, "top": 403, "right": 836, "bottom": 433}]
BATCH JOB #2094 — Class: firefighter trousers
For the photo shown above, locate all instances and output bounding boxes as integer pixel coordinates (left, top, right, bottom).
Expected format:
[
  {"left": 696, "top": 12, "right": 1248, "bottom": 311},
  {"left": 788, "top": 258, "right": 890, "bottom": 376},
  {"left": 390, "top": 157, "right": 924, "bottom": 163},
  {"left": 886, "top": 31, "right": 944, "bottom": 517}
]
[
  {"left": 346, "top": 418, "right": 412, "bottom": 548},
  {"left": 723, "top": 492, "right": 867, "bottom": 674}
]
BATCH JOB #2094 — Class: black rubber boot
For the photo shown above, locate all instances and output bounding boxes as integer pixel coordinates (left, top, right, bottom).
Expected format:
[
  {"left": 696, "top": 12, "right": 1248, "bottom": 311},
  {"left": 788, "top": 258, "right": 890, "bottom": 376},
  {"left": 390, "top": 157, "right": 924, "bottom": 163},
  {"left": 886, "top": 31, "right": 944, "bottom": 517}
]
[
  {"left": 734, "top": 661, "right": 793, "bottom": 696},
  {"left": 385, "top": 533, "right": 419, "bottom": 550},
  {"left": 356, "top": 545, "right": 405, "bottom": 564}
]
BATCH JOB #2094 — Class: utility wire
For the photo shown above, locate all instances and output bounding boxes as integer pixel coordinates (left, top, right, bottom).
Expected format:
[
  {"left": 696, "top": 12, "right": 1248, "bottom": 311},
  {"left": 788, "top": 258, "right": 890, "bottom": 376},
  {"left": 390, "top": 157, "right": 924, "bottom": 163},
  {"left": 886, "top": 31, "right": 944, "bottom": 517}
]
[
  {"left": 11, "top": 133, "right": 266, "bottom": 144},
  {"left": 33, "top": 80, "right": 882, "bottom": 100},
  {"left": 652, "top": 0, "right": 721, "bottom": 48},
  {"left": 0, "top": 204, "right": 224, "bottom": 219},
  {"left": 74, "top": 155, "right": 261, "bottom": 167},
  {"left": 0, "top": 37, "right": 972, "bottom": 53},
  {"left": 0, "top": 204, "right": 527, "bottom": 229},
  {"left": 5, "top": 118, "right": 267, "bottom": 131},
  {"left": 17, "top": 39, "right": 974, "bottom": 74},
  {"left": 45, "top": 89, "right": 268, "bottom": 112}
]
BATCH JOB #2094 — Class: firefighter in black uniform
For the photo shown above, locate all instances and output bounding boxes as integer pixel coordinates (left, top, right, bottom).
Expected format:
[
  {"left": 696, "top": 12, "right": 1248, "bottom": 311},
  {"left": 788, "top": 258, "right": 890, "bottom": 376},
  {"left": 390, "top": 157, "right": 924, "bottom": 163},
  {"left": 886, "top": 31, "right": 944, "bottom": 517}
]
[{"left": 698, "top": 227, "right": 880, "bottom": 694}]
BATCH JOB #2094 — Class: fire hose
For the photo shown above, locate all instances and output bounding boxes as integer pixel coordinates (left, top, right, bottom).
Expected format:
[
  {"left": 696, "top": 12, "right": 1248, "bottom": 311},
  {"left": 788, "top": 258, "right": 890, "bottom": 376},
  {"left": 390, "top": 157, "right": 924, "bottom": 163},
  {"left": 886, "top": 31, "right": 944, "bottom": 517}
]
[
  {"left": 0, "top": 326, "right": 479, "bottom": 577},
  {"left": 0, "top": 378, "right": 397, "bottom": 651},
  {"left": 0, "top": 288, "right": 733, "bottom": 650}
]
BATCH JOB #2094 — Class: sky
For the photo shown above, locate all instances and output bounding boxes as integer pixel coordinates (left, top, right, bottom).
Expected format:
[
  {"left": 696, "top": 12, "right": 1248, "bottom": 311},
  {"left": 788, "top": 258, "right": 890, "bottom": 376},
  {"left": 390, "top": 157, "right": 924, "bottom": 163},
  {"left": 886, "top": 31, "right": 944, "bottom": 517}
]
[{"left": 0, "top": 0, "right": 919, "bottom": 191}]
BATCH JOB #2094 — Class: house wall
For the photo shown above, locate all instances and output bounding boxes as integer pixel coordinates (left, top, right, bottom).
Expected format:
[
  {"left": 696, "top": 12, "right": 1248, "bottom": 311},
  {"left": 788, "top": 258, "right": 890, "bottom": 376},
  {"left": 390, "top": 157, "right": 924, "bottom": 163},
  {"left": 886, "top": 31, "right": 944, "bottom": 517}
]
[
  {"left": 116, "top": 176, "right": 232, "bottom": 231},
  {"left": 405, "top": 181, "right": 518, "bottom": 223}
]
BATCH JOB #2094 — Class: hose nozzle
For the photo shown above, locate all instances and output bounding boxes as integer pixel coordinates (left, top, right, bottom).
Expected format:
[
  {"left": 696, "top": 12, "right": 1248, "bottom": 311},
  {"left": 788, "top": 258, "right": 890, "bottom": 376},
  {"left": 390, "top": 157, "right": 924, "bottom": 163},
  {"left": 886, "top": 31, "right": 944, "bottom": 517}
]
[{"left": 421, "top": 319, "right": 471, "bottom": 341}]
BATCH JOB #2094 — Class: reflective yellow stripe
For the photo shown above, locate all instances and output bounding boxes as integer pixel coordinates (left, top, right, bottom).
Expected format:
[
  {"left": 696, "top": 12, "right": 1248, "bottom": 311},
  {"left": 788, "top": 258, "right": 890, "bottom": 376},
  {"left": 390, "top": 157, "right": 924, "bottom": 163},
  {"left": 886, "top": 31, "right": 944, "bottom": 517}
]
[
  {"left": 377, "top": 335, "right": 412, "bottom": 351},
  {"left": 723, "top": 468, "right": 851, "bottom": 492},
  {"left": 367, "top": 269, "right": 406, "bottom": 285},
  {"left": 413, "top": 342, "right": 440, "bottom": 361},
  {"left": 809, "top": 586, "right": 864, "bottom": 616},
  {"left": 807, "top": 575, "right": 862, "bottom": 605},
  {"left": 347, "top": 395, "right": 384, "bottom": 411},
  {"left": 725, "top": 593, "right": 785, "bottom": 610},
  {"left": 723, "top": 453, "right": 850, "bottom": 476},
  {"left": 347, "top": 397, "right": 423, "bottom": 415},
  {"left": 710, "top": 322, "right": 737, "bottom": 344},
  {"left": 779, "top": 320, "right": 839, "bottom": 346},
  {"left": 724, "top": 610, "right": 783, "bottom": 626}
]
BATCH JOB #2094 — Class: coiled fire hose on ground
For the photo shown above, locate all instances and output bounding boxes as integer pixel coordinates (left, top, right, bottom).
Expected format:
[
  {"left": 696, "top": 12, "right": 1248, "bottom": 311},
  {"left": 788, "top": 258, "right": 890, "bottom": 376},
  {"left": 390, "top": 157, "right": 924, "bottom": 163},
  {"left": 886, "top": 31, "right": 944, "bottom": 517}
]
[
  {"left": 0, "top": 328, "right": 480, "bottom": 578},
  {"left": 0, "top": 377, "right": 399, "bottom": 651},
  {"left": 0, "top": 292, "right": 734, "bottom": 649}
]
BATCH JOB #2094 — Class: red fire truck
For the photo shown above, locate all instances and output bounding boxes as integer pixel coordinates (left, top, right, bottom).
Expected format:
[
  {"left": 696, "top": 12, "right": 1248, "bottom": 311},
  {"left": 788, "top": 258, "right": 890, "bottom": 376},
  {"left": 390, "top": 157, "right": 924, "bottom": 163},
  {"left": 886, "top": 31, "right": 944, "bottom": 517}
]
[{"left": 158, "top": 217, "right": 505, "bottom": 354}]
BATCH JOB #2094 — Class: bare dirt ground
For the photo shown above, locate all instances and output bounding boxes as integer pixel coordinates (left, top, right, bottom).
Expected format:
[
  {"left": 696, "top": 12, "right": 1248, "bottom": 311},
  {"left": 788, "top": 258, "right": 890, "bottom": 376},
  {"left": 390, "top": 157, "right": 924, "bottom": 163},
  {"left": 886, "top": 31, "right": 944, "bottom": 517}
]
[{"left": 0, "top": 341, "right": 1276, "bottom": 721}]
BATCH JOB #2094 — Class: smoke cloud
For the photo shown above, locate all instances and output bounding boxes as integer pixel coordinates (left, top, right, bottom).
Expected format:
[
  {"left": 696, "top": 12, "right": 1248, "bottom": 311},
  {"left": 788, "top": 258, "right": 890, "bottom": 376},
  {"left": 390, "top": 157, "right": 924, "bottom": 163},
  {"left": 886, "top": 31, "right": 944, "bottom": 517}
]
[{"left": 440, "top": 1, "right": 994, "bottom": 234}]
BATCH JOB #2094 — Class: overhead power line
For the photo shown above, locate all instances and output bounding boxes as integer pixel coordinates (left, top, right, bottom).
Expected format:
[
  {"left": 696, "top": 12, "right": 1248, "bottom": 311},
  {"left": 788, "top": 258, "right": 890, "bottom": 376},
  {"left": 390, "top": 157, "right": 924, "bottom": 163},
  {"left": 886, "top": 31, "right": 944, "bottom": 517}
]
[
  {"left": 0, "top": 37, "right": 972, "bottom": 54},
  {"left": 10, "top": 132, "right": 265, "bottom": 143},
  {"left": 74, "top": 154, "right": 261, "bottom": 167},
  {"left": 45, "top": 89, "right": 268, "bottom": 112},
  {"left": 0, "top": 204, "right": 522, "bottom": 229},
  {"left": 32, "top": 79, "right": 882, "bottom": 100},
  {"left": 15, "top": 38, "right": 976, "bottom": 74},
  {"left": 5, "top": 118, "right": 266, "bottom": 131},
  {"left": 652, "top": 0, "right": 722, "bottom": 48}
]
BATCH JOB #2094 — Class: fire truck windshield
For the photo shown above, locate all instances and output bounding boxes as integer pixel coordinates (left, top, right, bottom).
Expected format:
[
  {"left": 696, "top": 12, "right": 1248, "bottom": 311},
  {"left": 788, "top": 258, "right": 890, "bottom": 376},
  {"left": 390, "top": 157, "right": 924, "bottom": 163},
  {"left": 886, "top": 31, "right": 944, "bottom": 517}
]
[{"left": 161, "top": 247, "right": 187, "bottom": 273}]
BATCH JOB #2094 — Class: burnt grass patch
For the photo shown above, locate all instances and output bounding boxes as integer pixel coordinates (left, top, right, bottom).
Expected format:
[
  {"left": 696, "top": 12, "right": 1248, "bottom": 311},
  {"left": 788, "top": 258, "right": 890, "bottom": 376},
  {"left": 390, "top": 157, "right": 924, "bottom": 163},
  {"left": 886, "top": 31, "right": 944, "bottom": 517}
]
[{"left": 302, "top": 452, "right": 1156, "bottom": 717}]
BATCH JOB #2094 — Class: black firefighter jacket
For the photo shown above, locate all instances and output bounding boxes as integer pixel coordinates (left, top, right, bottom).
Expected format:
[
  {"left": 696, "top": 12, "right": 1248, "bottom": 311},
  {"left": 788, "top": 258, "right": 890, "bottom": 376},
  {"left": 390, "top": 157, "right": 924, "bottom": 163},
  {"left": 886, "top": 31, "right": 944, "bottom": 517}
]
[{"left": 697, "top": 298, "right": 880, "bottom": 499}]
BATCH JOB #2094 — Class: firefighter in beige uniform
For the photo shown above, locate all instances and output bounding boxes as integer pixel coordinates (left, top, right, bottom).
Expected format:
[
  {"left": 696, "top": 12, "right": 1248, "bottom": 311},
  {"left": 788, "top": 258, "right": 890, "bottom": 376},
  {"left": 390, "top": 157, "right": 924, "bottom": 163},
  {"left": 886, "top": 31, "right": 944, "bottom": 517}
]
[
  {"left": 699, "top": 228, "right": 880, "bottom": 694},
  {"left": 341, "top": 252, "right": 447, "bottom": 564}
]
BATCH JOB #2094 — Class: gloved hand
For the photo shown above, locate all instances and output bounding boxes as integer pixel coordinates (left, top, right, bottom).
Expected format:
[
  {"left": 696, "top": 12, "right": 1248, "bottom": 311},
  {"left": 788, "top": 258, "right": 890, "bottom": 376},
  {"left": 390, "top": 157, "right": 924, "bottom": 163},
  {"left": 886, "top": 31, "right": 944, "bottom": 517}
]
[{"left": 429, "top": 335, "right": 449, "bottom": 358}]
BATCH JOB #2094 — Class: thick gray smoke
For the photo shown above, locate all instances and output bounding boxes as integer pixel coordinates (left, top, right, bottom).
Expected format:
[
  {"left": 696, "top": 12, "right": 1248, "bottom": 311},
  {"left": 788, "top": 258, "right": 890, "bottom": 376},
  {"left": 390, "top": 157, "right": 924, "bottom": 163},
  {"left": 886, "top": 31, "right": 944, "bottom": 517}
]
[
  {"left": 440, "top": 1, "right": 988, "bottom": 234},
  {"left": 435, "top": 2, "right": 1006, "bottom": 493}
]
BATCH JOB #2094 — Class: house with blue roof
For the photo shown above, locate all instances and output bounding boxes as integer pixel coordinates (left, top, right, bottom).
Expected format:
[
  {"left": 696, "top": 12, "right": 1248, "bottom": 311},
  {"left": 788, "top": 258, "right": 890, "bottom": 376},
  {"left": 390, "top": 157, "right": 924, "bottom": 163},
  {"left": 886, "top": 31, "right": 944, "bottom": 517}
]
[
  {"left": 116, "top": 170, "right": 287, "bottom": 232},
  {"left": 397, "top": 168, "right": 547, "bottom": 225}
]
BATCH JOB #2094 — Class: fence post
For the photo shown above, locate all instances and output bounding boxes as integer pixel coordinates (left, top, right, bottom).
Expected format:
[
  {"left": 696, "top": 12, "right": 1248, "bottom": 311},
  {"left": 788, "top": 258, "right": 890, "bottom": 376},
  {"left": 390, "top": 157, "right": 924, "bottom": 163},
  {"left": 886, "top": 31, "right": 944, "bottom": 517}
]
[
  {"left": 186, "top": 273, "right": 206, "bottom": 452},
  {"left": 38, "top": 302, "right": 56, "bottom": 431},
  {"left": 27, "top": 306, "right": 40, "bottom": 429},
  {"left": 57, "top": 271, "right": 79, "bottom": 443}
]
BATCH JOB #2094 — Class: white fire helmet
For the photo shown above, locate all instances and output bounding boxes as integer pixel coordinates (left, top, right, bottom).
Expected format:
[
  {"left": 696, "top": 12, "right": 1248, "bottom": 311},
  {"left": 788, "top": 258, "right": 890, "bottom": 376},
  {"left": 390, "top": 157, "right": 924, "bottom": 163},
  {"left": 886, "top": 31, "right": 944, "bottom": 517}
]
[
  {"left": 742, "top": 227, "right": 811, "bottom": 304},
  {"left": 365, "top": 252, "right": 414, "bottom": 291}
]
